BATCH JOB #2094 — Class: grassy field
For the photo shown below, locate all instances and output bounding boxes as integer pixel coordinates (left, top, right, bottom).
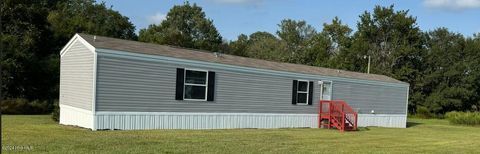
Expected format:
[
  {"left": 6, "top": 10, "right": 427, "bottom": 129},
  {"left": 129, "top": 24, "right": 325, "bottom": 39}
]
[{"left": 2, "top": 115, "right": 480, "bottom": 153}]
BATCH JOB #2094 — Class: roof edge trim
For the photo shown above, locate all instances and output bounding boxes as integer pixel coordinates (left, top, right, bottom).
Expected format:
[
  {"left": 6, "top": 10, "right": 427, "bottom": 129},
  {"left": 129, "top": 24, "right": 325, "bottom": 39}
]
[{"left": 60, "top": 33, "right": 95, "bottom": 57}]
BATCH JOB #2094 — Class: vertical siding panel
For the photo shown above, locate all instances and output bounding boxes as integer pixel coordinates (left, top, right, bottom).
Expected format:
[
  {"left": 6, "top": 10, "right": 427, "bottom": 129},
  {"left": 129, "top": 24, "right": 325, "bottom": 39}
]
[{"left": 94, "top": 112, "right": 404, "bottom": 130}]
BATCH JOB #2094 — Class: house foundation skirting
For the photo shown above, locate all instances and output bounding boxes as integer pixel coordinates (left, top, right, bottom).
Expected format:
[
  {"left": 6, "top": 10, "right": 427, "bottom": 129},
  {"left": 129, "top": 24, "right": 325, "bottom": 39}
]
[
  {"left": 59, "top": 108, "right": 407, "bottom": 130},
  {"left": 60, "top": 105, "right": 94, "bottom": 129}
]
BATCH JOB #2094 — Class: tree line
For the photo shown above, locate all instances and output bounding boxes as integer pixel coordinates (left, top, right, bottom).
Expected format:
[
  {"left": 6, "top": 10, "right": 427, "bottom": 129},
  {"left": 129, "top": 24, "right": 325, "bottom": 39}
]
[
  {"left": 1, "top": 0, "right": 136, "bottom": 113},
  {"left": 2, "top": 1, "right": 479, "bottom": 115}
]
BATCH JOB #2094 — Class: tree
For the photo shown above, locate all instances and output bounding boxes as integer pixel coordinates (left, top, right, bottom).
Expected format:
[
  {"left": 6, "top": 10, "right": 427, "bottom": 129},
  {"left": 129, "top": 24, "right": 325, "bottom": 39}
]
[
  {"left": 464, "top": 33, "right": 480, "bottom": 111},
  {"left": 301, "top": 33, "right": 331, "bottom": 67},
  {"left": 1, "top": 0, "right": 137, "bottom": 103},
  {"left": 48, "top": 0, "right": 137, "bottom": 45},
  {"left": 226, "top": 31, "right": 289, "bottom": 62},
  {"left": 351, "top": 5, "right": 424, "bottom": 75},
  {"left": 138, "top": 2, "right": 223, "bottom": 52},
  {"left": 276, "top": 19, "right": 316, "bottom": 63},
  {"left": 227, "top": 34, "right": 249, "bottom": 56},
  {"left": 322, "top": 17, "right": 352, "bottom": 56},
  {"left": 420, "top": 28, "right": 475, "bottom": 114},
  {"left": 245, "top": 32, "right": 289, "bottom": 62},
  {"left": 321, "top": 17, "right": 353, "bottom": 69},
  {"left": 1, "top": 0, "right": 61, "bottom": 100}
]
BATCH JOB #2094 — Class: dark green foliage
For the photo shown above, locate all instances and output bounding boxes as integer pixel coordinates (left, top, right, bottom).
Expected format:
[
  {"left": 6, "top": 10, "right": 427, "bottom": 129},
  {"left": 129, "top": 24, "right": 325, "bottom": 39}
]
[
  {"left": 415, "top": 106, "right": 433, "bottom": 119},
  {"left": 227, "top": 34, "right": 249, "bottom": 56},
  {"left": 277, "top": 19, "right": 316, "bottom": 62},
  {"left": 138, "top": 2, "right": 222, "bottom": 52},
  {"left": 301, "top": 33, "right": 331, "bottom": 66},
  {"left": 1, "top": 0, "right": 60, "bottom": 100},
  {"left": 321, "top": 17, "right": 352, "bottom": 68},
  {"left": 446, "top": 111, "right": 480, "bottom": 126},
  {"left": 225, "top": 31, "right": 289, "bottom": 62},
  {"left": 419, "top": 29, "right": 479, "bottom": 114},
  {"left": 353, "top": 5, "right": 424, "bottom": 77},
  {"left": 322, "top": 17, "right": 352, "bottom": 55},
  {"left": 244, "top": 32, "right": 289, "bottom": 62},
  {"left": 48, "top": 0, "right": 137, "bottom": 42},
  {"left": 1, "top": 98, "right": 51, "bottom": 114},
  {"left": 1, "top": 0, "right": 137, "bottom": 115}
]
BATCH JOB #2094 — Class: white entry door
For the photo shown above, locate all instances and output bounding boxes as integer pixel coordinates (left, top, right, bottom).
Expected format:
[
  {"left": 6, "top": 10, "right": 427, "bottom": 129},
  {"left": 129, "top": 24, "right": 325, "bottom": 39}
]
[{"left": 320, "top": 81, "right": 332, "bottom": 100}]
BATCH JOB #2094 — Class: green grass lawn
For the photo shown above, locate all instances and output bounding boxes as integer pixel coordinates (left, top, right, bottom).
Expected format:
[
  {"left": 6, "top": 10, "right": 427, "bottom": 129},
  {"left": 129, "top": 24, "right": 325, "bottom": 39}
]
[{"left": 2, "top": 115, "right": 480, "bottom": 153}]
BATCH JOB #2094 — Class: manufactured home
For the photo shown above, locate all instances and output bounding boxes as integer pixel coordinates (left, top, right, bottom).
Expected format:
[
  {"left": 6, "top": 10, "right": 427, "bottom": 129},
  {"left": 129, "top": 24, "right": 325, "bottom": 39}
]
[{"left": 59, "top": 33, "right": 409, "bottom": 130}]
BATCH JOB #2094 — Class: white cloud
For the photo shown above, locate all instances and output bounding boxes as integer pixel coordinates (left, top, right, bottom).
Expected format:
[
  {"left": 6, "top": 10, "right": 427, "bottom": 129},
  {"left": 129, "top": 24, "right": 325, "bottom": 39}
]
[
  {"left": 147, "top": 12, "right": 167, "bottom": 25},
  {"left": 424, "top": 0, "right": 480, "bottom": 11},
  {"left": 208, "top": 0, "right": 263, "bottom": 5}
]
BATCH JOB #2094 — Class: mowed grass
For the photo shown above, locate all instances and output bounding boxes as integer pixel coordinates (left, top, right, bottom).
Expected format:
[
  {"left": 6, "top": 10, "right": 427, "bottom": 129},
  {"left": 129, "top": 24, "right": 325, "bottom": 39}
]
[{"left": 2, "top": 115, "right": 480, "bottom": 154}]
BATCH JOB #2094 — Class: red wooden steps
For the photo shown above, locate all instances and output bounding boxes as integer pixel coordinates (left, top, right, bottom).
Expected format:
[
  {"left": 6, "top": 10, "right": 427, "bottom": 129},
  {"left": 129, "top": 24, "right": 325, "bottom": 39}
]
[{"left": 318, "top": 100, "right": 358, "bottom": 132}]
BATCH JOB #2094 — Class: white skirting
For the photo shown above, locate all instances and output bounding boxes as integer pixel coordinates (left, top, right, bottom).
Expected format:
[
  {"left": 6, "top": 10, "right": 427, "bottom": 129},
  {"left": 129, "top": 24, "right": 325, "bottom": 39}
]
[
  {"left": 358, "top": 114, "right": 407, "bottom": 128},
  {"left": 94, "top": 112, "right": 406, "bottom": 130},
  {"left": 59, "top": 109, "right": 407, "bottom": 130},
  {"left": 95, "top": 112, "right": 318, "bottom": 130},
  {"left": 60, "top": 105, "right": 94, "bottom": 129}
]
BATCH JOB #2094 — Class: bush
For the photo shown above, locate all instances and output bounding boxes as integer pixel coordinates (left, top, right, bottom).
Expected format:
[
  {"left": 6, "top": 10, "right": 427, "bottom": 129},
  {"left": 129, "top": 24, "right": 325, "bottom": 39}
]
[
  {"left": 51, "top": 100, "right": 60, "bottom": 122},
  {"left": 415, "top": 106, "right": 433, "bottom": 119},
  {"left": 1, "top": 98, "right": 52, "bottom": 114},
  {"left": 445, "top": 111, "right": 480, "bottom": 126}
]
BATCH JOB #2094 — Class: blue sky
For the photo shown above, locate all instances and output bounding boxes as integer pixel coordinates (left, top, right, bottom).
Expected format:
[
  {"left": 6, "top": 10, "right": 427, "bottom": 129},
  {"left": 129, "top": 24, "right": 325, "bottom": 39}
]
[{"left": 101, "top": 0, "right": 480, "bottom": 41}]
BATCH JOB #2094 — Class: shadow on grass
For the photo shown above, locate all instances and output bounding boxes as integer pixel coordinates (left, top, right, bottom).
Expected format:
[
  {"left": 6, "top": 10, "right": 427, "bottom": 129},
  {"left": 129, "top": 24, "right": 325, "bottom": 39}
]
[{"left": 407, "top": 122, "right": 422, "bottom": 128}]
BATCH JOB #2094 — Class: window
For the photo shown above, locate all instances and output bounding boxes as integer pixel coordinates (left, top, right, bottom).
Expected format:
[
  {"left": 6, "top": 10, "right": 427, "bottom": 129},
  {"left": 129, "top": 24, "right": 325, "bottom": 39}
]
[
  {"left": 297, "top": 81, "right": 309, "bottom": 104},
  {"left": 183, "top": 69, "right": 208, "bottom": 100},
  {"left": 292, "top": 80, "right": 313, "bottom": 105},
  {"left": 176, "top": 68, "right": 215, "bottom": 101}
]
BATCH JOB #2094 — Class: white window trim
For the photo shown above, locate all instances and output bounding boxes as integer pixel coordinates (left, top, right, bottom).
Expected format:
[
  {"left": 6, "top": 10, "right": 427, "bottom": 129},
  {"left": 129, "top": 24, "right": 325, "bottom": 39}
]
[
  {"left": 296, "top": 80, "right": 310, "bottom": 104},
  {"left": 183, "top": 68, "right": 209, "bottom": 101}
]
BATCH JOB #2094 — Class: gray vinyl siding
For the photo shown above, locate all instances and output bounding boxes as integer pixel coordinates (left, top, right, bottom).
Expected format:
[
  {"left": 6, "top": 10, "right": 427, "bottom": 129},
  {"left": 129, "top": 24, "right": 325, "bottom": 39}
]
[
  {"left": 96, "top": 53, "right": 407, "bottom": 114},
  {"left": 332, "top": 82, "right": 407, "bottom": 114},
  {"left": 96, "top": 55, "right": 320, "bottom": 113},
  {"left": 59, "top": 40, "right": 94, "bottom": 111}
]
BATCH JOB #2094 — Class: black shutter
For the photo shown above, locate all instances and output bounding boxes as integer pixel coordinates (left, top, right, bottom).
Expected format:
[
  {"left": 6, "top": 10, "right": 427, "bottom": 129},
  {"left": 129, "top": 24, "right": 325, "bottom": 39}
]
[
  {"left": 175, "top": 68, "right": 185, "bottom": 100},
  {"left": 207, "top": 71, "right": 215, "bottom": 101},
  {"left": 308, "top": 81, "right": 313, "bottom": 105},
  {"left": 292, "top": 80, "right": 298, "bottom": 105}
]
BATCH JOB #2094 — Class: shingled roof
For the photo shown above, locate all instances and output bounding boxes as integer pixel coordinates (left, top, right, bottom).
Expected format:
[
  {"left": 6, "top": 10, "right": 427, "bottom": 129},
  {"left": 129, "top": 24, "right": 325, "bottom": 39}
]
[{"left": 77, "top": 33, "right": 405, "bottom": 84}]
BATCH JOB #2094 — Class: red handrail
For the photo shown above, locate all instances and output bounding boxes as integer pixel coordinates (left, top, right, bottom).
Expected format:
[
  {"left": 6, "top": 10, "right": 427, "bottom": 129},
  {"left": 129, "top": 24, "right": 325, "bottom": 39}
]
[{"left": 318, "top": 100, "right": 358, "bottom": 131}]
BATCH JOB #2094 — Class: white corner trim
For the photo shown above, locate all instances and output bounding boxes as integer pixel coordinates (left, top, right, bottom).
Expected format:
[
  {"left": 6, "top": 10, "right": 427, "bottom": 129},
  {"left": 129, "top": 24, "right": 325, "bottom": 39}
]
[
  {"left": 59, "top": 36, "right": 77, "bottom": 57},
  {"left": 92, "top": 50, "right": 98, "bottom": 130},
  {"left": 60, "top": 34, "right": 96, "bottom": 57}
]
